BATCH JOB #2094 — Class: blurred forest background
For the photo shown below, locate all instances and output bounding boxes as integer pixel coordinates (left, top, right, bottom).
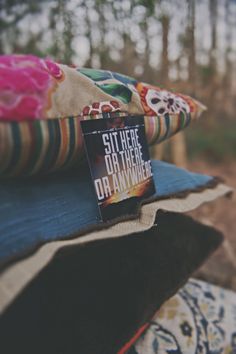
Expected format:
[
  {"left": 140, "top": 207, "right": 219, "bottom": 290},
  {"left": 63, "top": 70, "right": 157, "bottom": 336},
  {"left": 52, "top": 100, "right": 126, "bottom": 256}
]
[{"left": 0, "top": 0, "right": 236, "bottom": 288}]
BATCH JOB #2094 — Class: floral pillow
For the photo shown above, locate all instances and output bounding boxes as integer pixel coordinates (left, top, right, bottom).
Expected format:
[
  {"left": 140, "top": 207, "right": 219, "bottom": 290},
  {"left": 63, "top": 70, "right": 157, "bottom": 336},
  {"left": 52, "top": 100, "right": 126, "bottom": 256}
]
[
  {"left": 0, "top": 54, "right": 205, "bottom": 176},
  {"left": 129, "top": 278, "right": 236, "bottom": 354}
]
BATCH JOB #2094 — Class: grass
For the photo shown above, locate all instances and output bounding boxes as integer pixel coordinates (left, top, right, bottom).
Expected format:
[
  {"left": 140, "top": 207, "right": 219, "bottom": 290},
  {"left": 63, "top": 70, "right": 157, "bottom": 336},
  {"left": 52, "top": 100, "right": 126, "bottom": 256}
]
[{"left": 185, "top": 120, "right": 236, "bottom": 162}]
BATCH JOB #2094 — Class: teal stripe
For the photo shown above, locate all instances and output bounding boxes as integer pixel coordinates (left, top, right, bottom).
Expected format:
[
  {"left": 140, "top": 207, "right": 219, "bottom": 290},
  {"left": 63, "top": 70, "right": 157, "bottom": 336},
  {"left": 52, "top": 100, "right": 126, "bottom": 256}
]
[
  {"left": 40, "top": 120, "right": 55, "bottom": 172},
  {"left": 26, "top": 121, "right": 43, "bottom": 175},
  {"left": 163, "top": 114, "right": 170, "bottom": 140},
  {"left": 48, "top": 119, "right": 61, "bottom": 172},
  {"left": 4, "top": 123, "right": 21, "bottom": 175},
  {"left": 150, "top": 116, "right": 161, "bottom": 145},
  {"left": 180, "top": 111, "right": 185, "bottom": 128},
  {"left": 185, "top": 112, "right": 191, "bottom": 127},
  {"left": 61, "top": 117, "right": 76, "bottom": 169}
]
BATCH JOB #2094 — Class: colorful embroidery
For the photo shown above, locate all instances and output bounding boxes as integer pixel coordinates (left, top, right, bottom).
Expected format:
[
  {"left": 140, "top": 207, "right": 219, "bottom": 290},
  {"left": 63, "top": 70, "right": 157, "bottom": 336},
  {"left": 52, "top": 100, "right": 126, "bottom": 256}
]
[
  {"left": 0, "top": 55, "right": 64, "bottom": 121},
  {"left": 82, "top": 100, "right": 121, "bottom": 115},
  {"left": 95, "top": 83, "right": 133, "bottom": 104},
  {"left": 0, "top": 54, "right": 205, "bottom": 123},
  {"left": 136, "top": 83, "right": 190, "bottom": 116},
  {"left": 78, "top": 68, "right": 137, "bottom": 85},
  {"left": 130, "top": 279, "right": 236, "bottom": 354},
  {"left": 0, "top": 54, "right": 205, "bottom": 175},
  {"left": 79, "top": 68, "right": 137, "bottom": 103}
]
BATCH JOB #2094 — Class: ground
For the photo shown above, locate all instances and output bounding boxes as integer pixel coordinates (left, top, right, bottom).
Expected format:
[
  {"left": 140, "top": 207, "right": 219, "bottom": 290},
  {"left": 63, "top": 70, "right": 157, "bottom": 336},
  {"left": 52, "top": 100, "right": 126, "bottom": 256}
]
[{"left": 187, "top": 160, "right": 236, "bottom": 291}]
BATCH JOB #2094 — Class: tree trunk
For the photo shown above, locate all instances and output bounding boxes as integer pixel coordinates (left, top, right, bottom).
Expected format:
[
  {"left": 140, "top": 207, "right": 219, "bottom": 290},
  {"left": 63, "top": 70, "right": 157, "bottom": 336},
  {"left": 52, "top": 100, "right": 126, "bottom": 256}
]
[
  {"left": 188, "top": 0, "right": 196, "bottom": 92},
  {"left": 170, "top": 132, "right": 188, "bottom": 169},
  {"left": 160, "top": 14, "right": 169, "bottom": 85}
]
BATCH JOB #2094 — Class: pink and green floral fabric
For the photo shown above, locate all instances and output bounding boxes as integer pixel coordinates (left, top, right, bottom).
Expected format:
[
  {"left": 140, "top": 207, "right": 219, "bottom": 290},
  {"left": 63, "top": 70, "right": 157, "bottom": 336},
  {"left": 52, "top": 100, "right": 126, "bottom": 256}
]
[{"left": 0, "top": 54, "right": 205, "bottom": 176}]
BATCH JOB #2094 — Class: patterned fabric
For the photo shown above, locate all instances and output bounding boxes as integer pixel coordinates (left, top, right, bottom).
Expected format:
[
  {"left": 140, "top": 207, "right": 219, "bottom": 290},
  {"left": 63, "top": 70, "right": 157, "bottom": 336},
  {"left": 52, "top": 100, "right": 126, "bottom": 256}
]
[
  {"left": 0, "top": 55, "right": 64, "bottom": 121},
  {"left": 129, "top": 279, "right": 236, "bottom": 354},
  {"left": 0, "top": 112, "right": 191, "bottom": 176},
  {"left": 0, "top": 54, "right": 205, "bottom": 176}
]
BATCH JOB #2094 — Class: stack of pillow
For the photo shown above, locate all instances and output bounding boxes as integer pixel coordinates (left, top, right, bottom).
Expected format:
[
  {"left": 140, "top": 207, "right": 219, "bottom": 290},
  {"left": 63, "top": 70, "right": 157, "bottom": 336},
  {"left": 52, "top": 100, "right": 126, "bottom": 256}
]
[{"left": 0, "top": 55, "right": 235, "bottom": 354}]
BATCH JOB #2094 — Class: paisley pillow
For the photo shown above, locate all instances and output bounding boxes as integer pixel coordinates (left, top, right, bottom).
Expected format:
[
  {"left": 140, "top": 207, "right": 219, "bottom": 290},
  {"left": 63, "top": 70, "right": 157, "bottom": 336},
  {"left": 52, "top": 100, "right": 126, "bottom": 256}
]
[
  {"left": 129, "top": 279, "right": 236, "bottom": 354},
  {"left": 0, "top": 54, "right": 205, "bottom": 176}
]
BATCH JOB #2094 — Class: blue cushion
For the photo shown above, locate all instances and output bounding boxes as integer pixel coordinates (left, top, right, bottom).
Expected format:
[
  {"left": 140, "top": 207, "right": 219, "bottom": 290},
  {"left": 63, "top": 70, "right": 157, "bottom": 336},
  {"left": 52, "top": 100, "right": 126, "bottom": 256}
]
[{"left": 0, "top": 160, "right": 213, "bottom": 267}]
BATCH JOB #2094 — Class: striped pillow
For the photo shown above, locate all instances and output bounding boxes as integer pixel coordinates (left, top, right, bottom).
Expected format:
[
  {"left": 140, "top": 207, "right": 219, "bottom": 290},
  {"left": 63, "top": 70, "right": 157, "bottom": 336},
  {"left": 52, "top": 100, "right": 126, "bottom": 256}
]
[{"left": 0, "top": 54, "right": 205, "bottom": 176}]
